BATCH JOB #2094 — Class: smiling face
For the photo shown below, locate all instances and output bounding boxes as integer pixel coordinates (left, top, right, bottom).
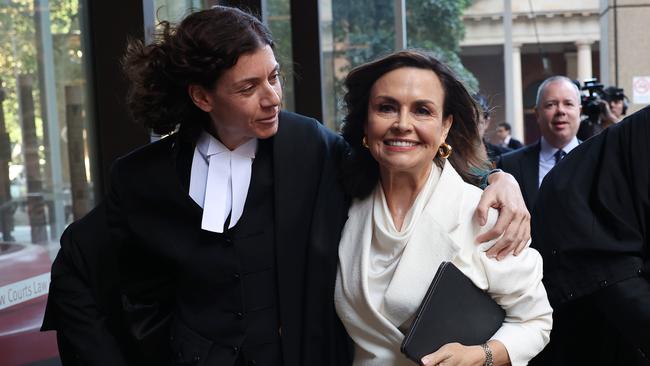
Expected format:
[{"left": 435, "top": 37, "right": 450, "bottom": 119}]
[
  {"left": 535, "top": 79, "right": 581, "bottom": 148},
  {"left": 190, "top": 45, "right": 282, "bottom": 150},
  {"left": 364, "top": 67, "right": 452, "bottom": 178}
]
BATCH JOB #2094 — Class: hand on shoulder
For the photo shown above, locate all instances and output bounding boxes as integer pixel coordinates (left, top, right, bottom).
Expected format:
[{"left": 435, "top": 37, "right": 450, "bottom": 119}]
[{"left": 474, "top": 171, "right": 531, "bottom": 260}]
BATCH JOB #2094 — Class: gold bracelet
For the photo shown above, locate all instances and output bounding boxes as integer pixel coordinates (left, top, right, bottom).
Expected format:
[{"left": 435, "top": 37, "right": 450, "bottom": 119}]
[{"left": 481, "top": 343, "right": 494, "bottom": 366}]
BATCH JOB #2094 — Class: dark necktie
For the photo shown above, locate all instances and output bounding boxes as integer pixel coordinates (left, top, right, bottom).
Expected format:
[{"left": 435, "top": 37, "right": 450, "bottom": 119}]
[{"left": 554, "top": 149, "right": 566, "bottom": 165}]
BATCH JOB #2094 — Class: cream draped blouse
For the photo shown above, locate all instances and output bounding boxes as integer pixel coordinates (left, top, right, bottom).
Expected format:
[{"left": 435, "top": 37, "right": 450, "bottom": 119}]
[{"left": 335, "top": 161, "right": 552, "bottom": 366}]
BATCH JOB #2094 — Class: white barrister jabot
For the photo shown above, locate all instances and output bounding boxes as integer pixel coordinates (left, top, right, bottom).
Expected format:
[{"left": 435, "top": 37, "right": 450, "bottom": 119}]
[{"left": 189, "top": 131, "right": 257, "bottom": 233}]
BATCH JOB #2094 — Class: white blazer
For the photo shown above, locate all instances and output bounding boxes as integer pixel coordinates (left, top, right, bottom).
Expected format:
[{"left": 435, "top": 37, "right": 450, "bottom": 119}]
[{"left": 335, "top": 161, "right": 552, "bottom": 366}]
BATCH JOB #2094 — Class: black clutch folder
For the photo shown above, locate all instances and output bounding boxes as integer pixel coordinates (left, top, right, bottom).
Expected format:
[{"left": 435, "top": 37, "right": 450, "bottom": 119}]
[{"left": 400, "top": 261, "right": 505, "bottom": 363}]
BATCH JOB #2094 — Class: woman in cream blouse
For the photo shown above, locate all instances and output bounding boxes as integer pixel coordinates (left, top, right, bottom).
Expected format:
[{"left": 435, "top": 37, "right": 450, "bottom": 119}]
[{"left": 335, "top": 50, "right": 552, "bottom": 366}]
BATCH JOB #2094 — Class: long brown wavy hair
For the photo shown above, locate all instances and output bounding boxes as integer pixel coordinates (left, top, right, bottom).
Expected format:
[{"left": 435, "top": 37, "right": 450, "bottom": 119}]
[{"left": 340, "top": 50, "right": 489, "bottom": 199}]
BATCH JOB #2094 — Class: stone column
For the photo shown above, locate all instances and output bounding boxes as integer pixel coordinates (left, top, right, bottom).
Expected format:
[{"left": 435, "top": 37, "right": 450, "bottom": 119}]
[
  {"left": 576, "top": 40, "right": 594, "bottom": 82},
  {"left": 18, "top": 75, "right": 48, "bottom": 244}
]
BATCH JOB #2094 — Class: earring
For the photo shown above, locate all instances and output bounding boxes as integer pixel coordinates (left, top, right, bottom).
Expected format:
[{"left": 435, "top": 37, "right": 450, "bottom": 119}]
[
  {"left": 362, "top": 136, "right": 369, "bottom": 148},
  {"left": 438, "top": 142, "right": 452, "bottom": 159}
]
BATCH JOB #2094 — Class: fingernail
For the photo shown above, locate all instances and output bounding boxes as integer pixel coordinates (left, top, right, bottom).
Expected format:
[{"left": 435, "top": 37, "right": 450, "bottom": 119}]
[{"left": 421, "top": 357, "right": 430, "bottom": 366}]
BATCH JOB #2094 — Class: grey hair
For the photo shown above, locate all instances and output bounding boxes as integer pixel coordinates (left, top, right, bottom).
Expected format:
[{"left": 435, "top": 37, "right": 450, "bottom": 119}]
[{"left": 535, "top": 76, "right": 581, "bottom": 108}]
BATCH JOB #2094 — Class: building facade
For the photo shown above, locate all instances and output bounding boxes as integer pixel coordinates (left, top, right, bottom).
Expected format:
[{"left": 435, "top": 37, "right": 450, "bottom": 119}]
[{"left": 461, "top": 0, "right": 601, "bottom": 143}]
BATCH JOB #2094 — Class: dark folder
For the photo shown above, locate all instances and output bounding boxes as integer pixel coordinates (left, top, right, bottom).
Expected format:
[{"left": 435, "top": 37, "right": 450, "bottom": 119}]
[{"left": 400, "top": 261, "right": 505, "bottom": 363}]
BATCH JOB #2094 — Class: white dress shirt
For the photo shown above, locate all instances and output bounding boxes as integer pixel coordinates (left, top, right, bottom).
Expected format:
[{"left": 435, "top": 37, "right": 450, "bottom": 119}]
[
  {"left": 538, "top": 136, "right": 579, "bottom": 187},
  {"left": 189, "top": 131, "right": 257, "bottom": 233}
]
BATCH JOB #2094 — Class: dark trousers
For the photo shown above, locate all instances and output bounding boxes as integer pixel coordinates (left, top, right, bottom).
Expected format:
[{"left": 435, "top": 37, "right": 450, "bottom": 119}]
[{"left": 531, "top": 276, "right": 650, "bottom": 365}]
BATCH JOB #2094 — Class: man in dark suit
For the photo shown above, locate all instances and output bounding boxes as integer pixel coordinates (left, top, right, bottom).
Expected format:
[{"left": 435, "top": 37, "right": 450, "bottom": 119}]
[
  {"left": 498, "top": 76, "right": 581, "bottom": 210},
  {"left": 495, "top": 122, "right": 523, "bottom": 149},
  {"left": 532, "top": 106, "right": 650, "bottom": 365}
]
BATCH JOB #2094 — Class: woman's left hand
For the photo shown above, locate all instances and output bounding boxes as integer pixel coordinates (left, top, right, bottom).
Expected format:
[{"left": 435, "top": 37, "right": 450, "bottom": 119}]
[
  {"left": 420, "top": 343, "right": 484, "bottom": 366},
  {"left": 474, "top": 171, "right": 530, "bottom": 260}
]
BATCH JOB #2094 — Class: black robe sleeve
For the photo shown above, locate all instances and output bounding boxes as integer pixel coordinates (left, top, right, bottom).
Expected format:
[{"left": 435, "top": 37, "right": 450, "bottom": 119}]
[
  {"left": 300, "top": 128, "right": 353, "bottom": 366},
  {"left": 41, "top": 202, "right": 129, "bottom": 365}
]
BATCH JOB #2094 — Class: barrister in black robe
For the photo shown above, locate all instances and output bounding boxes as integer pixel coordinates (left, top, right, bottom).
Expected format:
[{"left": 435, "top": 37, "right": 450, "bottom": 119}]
[
  {"left": 41, "top": 7, "right": 351, "bottom": 366},
  {"left": 42, "top": 111, "right": 351, "bottom": 366},
  {"left": 531, "top": 105, "right": 650, "bottom": 365}
]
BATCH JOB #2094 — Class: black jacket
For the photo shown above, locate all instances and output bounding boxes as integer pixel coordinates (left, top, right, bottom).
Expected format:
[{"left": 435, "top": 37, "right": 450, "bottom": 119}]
[
  {"left": 497, "top": 142, "right": 540, "bottom": 211},
  {"left": 507, "top": 138, "right": 523, "bottom": 150},
  {"left": 484, "top": 140, "right": 511, "bottom": 164},
  {"left": 42, "top": 111, "right": 352, "bottom": 366}
]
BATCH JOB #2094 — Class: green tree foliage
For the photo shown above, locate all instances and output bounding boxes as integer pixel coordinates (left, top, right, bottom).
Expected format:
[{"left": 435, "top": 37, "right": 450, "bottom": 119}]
[
  {"left": 332, "top": 0, "right": 476, "bottom": 87},
  {"left": 406, "top": 0, "right": 477, "bottom": 91},
  {"left": 329, "top": 0, "right": 478, "bottom": 126},
  {"left": 332, "top": 0, "right": 395, "bottom": 69},
  {"left": 1, "top": 0, "right": 39, "bottom": 146},
  {"left": 0, "top": 0, "right": 81, "bottom": 153}
]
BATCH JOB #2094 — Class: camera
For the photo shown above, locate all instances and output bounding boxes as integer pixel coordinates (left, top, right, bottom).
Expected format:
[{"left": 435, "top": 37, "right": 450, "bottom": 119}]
[
  {"left": 577, "top": 78, "right": 611, "bottom": 140},
  {"left": 580, "top": 78, "right": 605, "bottom": 124},
  {"left": 576, "top": 78, "right": 628, "bottom": 140}
]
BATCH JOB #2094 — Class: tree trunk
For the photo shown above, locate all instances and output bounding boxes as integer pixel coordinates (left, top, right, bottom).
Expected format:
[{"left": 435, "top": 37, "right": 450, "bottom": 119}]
[{"left": 18, "top": 74, "right": 48, "bottom": 244}]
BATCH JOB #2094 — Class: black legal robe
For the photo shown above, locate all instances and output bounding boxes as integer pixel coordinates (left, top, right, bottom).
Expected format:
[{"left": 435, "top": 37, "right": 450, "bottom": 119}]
[
  {"left": 531, "top": 106, "right": 650, "bottom": 365},
  {"left": 42, "top": 111, "right": 352, "bottom": 366}
]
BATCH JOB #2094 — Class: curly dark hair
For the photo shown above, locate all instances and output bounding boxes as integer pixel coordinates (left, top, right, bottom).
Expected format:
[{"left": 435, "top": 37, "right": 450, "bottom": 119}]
[
  {"left": 122, "top": 6, "right": 274, "bottom": 136},
  {"left": 340, "top": 50, "right": 489, "bottom": 199}
]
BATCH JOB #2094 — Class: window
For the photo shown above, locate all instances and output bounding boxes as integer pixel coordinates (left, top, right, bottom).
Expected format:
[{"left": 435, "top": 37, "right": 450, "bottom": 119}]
[
  {"left": 320, "top": 0, "right": 395, "bottom": 129},
  {"left": 151, "top": 0, "right": 296, "bottom": 112},
  {"left": 0, "top": 0, "right": 95, "bottom": 363},
  {"left": 267, "top": 0, "right": 295, "bottom": 112}
]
